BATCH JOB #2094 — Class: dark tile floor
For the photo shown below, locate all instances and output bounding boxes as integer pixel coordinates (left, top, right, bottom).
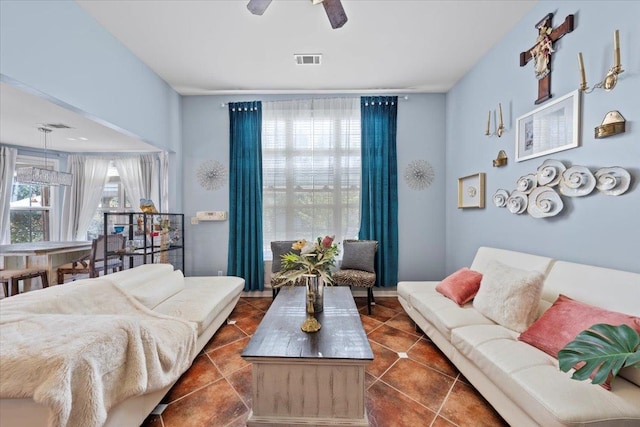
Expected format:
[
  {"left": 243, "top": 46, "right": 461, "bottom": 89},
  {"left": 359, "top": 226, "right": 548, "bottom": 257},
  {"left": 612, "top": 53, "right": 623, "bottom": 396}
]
[{"left": 142, "top": 296, "right": 508, "bottom": 427}]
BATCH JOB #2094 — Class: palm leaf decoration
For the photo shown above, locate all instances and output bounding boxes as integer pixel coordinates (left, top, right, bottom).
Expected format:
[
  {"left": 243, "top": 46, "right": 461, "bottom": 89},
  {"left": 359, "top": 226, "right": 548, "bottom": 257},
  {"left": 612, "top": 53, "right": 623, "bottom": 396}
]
[{"left": 558, "top": 323, "right": 640, "bottom": 386}]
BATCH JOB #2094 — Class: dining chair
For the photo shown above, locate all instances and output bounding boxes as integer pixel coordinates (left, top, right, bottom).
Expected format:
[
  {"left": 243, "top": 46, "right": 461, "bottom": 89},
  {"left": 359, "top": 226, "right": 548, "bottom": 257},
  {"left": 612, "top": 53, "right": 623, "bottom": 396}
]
[
  {"left": 56, "top": 234, "right": 126, "bottom": 284},
  {"left": 0, "top": 268, "right": 49, "bottom": 297},
  {"left": 333, "top": 239, "right": 378, "bottom": 314},
  {"left": 270, "top": 240, "right": 301, "bottom": 299}
]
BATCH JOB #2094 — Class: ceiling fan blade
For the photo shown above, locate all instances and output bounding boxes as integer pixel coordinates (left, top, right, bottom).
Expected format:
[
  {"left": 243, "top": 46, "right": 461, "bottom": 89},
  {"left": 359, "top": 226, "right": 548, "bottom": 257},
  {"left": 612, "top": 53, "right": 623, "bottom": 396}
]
[
  {"left": 322, "top": 0, "right": 348, "bottom": 29},
  {"left": 247, "top": 0, "right": 272, "bottom": 16}
]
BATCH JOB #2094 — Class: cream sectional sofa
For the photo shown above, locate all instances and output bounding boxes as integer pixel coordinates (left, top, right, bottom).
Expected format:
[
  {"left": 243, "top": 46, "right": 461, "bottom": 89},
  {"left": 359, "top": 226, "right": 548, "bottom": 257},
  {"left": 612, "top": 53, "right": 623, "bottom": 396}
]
[
  {"left": 0, "top": 263, "right": 244, "bottom": 427},
  {"left": 398, "top": 247, "right": 640, "bottom": 427}
]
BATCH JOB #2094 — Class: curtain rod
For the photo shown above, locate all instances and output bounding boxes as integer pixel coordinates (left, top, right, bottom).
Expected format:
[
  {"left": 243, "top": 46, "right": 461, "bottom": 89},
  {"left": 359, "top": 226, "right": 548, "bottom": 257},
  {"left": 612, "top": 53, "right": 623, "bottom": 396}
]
[{"left": 219, "top": 95, "right": 409, "bottom": 108}]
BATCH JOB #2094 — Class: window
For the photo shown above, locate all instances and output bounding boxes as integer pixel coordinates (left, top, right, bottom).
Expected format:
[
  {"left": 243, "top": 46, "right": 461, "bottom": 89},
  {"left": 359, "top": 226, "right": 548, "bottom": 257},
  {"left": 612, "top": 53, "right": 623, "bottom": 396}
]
[
  {"left": 86, "top": 161, "right": 132, "bottom": 239},
  {"left": 262, "top": 98, "right": 361, "bottom": 256},
  {"left": 9, "top": 156, "right": 55, "bottom": 243}
]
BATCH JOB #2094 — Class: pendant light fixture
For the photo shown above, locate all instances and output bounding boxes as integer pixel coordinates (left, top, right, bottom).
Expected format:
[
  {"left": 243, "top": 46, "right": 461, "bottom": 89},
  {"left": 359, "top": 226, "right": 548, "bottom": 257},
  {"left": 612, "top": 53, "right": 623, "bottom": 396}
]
[{"left": 15, "top": 127, "right": 73, "bottom": 186}]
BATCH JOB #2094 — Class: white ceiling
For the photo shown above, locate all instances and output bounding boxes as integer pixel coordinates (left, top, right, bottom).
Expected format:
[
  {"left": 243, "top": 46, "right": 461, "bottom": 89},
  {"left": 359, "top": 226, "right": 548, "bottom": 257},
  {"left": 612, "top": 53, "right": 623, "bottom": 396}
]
[
  {"left": 1, "top": 0, "right": 538, "bottom": 153},
  {"left": 77, "top": 0, "right": 538, "bottom": 95}
]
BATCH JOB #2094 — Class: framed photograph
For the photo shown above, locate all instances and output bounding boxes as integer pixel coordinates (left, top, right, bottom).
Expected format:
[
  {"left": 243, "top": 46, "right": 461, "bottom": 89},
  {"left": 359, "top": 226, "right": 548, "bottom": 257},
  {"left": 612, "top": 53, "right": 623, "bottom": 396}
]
[
  {"left": 515, "top": 89, "right": 581, "bottom": 162},
  {"left": 457, "top": 173, "right": 485, "bottom": 209}
]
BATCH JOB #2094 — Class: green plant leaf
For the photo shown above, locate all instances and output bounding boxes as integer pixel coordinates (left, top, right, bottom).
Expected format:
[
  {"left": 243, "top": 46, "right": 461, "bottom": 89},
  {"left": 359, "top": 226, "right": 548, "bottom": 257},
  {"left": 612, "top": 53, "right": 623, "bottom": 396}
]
[{"left": 558, "top": 323, "right": 640, "bottom": 385}]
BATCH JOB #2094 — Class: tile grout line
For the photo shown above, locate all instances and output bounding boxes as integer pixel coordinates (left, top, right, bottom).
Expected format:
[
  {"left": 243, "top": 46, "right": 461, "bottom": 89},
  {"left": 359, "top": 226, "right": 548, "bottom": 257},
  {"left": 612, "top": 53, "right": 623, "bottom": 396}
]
[{"left": 432, "top": 375, "right": 461, "bottom": 427}]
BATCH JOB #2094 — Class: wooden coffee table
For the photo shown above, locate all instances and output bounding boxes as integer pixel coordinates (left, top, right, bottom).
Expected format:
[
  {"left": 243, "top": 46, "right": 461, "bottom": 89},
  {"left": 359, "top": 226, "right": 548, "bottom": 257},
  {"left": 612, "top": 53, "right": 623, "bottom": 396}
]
[{"left": 242, "top": 286, "right": 373, "bottom": 426}]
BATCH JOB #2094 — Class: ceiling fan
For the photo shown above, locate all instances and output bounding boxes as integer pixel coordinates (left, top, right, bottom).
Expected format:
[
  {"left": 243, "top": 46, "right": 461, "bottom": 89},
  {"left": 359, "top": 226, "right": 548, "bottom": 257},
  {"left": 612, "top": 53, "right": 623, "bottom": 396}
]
[{"left": 247, "top": 0, "right": 348, "bottom": 29}]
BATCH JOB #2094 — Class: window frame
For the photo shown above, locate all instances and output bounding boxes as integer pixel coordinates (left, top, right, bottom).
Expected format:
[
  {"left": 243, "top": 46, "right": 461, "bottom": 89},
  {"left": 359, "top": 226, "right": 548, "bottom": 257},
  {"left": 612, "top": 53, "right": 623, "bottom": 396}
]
[{"left": 9, "top": 154, "right": 61, "bottom": 243}]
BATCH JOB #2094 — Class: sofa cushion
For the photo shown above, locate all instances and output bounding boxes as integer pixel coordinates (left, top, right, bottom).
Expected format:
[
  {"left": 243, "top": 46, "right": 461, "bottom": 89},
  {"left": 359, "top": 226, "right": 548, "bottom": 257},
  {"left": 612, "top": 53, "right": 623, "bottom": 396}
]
[
  {"left": 107, "top": 263, "right": 174, "bottom": 292},
  {"left": 126, "top": 270, "right": 185, "bottom": 310},
  {"left": 436, "top": 267, "right": 483, "bottom": 305},
  {"left": 153, "top": 276, "right": 244, "bottom": 335},
  {"left": 473, "top": 260, "right": 544, "bottom": 333},
  {"left": 408, "top": 282, "right": 494, "bottom": 341}
]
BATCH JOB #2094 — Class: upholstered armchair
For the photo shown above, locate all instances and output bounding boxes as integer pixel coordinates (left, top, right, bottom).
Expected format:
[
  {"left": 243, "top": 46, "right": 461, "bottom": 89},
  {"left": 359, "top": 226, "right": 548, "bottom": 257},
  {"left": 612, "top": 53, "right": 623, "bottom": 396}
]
[{"left": 333, "top": 239, "right": 378, "bottom": 314}]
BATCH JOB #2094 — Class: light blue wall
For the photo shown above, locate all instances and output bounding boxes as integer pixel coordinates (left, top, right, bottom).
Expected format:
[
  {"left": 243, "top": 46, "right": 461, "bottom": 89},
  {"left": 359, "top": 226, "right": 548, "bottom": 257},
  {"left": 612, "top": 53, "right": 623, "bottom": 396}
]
[
  {"left": 445, "top": 1, "right": 640, "bottom": 273},
  {"left": 181, "top": 94, "right": 447, "bottom": 279},
  {"left": 0, "top": 0, "right": 183, "bottom": 211}
]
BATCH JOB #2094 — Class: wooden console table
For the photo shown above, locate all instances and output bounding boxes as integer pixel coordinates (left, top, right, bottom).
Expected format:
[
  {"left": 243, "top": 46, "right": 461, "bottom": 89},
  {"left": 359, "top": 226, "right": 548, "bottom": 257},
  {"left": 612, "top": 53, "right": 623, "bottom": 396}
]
[{"left": 242, "top": 286, "right": 373, "bottom": 426}]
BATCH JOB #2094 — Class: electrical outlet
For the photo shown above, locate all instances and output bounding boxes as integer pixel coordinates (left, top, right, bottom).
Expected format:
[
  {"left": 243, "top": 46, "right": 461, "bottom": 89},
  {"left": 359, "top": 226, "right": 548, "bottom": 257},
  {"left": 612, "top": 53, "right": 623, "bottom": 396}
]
[{"left": 217, "top": 270, "right": 223, "bottom": 276}]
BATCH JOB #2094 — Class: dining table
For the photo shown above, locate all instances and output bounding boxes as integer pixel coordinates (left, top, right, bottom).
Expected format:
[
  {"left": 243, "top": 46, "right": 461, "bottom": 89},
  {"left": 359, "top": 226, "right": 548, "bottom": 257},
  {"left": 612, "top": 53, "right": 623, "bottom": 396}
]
[{"left": 0, "top": 241, "right": 92, "bottom": 286}]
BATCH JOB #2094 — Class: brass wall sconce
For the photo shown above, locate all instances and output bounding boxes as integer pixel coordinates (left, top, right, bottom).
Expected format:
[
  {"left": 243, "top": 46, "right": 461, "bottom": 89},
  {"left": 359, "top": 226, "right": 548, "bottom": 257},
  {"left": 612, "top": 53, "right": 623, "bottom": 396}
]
[
  {"left": 595, "top": 110, "right": 626, "bottom": 139},
  {"left": 492, "top": 150, "right": 508, "bottom": 167},
  {"left": 485, "top": 103, "right": 505, "bottom": 137},
  {"left": 578, "top": 29, "right": 624, "bottom": 93}
]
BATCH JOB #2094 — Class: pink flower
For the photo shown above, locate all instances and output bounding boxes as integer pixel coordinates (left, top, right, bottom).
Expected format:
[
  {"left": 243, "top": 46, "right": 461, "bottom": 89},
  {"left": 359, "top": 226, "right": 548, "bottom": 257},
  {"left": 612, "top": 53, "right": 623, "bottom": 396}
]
[{"left": 322, "top": 235, "right": 335, "bottom": 248}]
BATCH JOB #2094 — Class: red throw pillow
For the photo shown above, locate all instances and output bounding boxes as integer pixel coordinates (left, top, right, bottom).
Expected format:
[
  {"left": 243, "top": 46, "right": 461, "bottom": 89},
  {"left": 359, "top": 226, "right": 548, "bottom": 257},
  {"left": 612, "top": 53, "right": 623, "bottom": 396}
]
[
  {"left": 519, "top": 294, "right": 640, "bottom": 389},
  {"left": 435, "top": 267, "right": 483, "bottom": 306}
]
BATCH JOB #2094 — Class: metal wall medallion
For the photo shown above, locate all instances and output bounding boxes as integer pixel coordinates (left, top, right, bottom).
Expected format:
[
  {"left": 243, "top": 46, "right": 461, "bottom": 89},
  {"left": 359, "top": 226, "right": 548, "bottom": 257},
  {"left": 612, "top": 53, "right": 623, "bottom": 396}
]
[
  {"left": 196, "top": 160, "right": 227, "bottom": 191},
  {"left": 404, "top": 160, "right": 435, "bottom": 190}
]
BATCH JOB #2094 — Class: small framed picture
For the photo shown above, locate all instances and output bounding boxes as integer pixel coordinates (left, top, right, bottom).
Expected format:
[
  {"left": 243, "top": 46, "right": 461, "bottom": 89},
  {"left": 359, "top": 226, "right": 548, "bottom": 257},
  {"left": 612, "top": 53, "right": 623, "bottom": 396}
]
[
  {"left": 458, "top": 173, "right": 485, "bottom": 209},
  {"left": 515, "top": 89, "right": 581, "bottom": 162}
]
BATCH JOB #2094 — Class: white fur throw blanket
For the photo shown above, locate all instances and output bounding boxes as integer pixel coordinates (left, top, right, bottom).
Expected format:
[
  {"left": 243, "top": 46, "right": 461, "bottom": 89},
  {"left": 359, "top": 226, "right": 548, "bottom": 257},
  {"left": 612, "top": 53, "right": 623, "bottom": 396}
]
[{"left": 0, "top": 279, "right": 197, "bottom": 427}]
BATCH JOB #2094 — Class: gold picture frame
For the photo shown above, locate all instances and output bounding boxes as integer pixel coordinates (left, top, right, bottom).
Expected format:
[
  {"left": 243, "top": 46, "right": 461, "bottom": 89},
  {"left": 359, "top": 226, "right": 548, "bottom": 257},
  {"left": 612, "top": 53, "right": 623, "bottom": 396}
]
[{"left": 457, "top": 173, "right": 485, "bottom": 209}]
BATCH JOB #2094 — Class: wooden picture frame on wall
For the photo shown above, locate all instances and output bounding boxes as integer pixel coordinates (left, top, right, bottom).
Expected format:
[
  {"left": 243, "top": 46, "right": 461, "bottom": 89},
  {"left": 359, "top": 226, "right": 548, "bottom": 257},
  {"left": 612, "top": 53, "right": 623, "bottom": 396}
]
[
  {"left": 515, "top": 89, "right": 581, "bottom": 162},
  {"left": 458, "top": 173, "right": 485, "bottom": 209}
]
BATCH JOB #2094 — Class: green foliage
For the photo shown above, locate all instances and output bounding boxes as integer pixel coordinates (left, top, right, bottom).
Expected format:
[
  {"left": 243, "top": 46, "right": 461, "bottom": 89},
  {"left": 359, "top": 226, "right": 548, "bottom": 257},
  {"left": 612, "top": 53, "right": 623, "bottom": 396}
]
[
  {"left": 558, "top": 323, "right": 640, "bottom": 386},
  {"left": 273, "top": 236, "right": 340, "bottom": 287}
]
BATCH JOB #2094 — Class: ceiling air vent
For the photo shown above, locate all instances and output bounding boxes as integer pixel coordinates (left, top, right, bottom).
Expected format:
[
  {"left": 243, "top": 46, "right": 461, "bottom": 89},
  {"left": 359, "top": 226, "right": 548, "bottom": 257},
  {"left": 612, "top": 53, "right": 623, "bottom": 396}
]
[
  {"left": 44, "top": 123, "right": 73, "bottom": 129},
  {"left": 294, "top": 54, "right": 322, "bottom": 65}
]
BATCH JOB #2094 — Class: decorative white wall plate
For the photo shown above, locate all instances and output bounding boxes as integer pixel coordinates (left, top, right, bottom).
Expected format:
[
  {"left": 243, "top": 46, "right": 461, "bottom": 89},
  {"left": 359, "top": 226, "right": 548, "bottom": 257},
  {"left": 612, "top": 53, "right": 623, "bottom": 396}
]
[
  {"left": 506, "top": 191, "right": 528, "bottom": 214},
  {"left": 536, "top": 159, "right": 566, "bottom": 187},
  {"left": 559, "top": 166, "right": 596, "bottom": 197},
  {"left": 527, "top": 187, "right": 563, "bottom": 218},
  {"left": 493, "top": 189, "right": 510, "bottom": 207},
  {"left": 516, "top": 174, "right": 538, "bottom": 194},
  {"left": 595, "top": 167, "right": 630, "bottom": 196}
]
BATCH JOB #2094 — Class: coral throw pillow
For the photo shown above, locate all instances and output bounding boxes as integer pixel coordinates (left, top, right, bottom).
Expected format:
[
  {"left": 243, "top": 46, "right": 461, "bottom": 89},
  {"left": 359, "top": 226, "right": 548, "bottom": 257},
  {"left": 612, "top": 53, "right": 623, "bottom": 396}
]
[
  {"left": 519, "top": 294, "right": 640, "bottom": 390},
  {"left": 519, "top": 294, "right": 640, "bottom": 358},
  {"left": 473, "top": 260, "right": 544, "bottom": 333},
  {"left": 436, "top": 268, "right": 483, "bottom": 306}
]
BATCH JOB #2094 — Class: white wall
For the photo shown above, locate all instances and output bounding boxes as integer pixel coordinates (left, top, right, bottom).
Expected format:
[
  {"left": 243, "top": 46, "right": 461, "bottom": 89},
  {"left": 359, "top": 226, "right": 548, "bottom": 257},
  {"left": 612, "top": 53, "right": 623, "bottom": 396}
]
[{"left": 445, "top": 1, "right": 640, "bottom": 273}]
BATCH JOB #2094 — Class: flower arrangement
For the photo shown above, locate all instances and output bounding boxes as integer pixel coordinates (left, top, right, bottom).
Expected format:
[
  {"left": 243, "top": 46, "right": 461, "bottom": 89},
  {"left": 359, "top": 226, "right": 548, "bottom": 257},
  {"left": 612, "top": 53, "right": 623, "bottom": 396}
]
[{"left": 274, "top": 235, "right": 340, "bottom": 287}]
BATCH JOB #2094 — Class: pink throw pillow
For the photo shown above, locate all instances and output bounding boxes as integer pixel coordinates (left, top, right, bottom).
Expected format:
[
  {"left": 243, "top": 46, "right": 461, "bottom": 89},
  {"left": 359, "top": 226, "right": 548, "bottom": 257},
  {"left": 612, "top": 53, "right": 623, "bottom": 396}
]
[
  {"left": 519, "top": 294, "right": 640, "bottom": 389},
  {"left": 436, "top": 268, "right": 483, "bottom": 306}
]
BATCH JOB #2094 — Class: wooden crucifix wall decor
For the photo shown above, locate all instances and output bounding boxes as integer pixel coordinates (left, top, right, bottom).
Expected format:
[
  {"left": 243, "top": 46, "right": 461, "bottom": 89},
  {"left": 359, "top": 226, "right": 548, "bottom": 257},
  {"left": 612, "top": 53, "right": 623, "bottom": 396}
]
[{"left": 520, "top": 13, "right": 575, "bottom": 105}]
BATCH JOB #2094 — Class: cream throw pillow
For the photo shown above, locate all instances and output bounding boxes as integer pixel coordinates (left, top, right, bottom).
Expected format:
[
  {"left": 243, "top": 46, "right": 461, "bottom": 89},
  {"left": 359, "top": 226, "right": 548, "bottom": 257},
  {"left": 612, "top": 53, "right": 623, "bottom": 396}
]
[{"left": 473, "top": 260, "right": 544, "bottom": 333}]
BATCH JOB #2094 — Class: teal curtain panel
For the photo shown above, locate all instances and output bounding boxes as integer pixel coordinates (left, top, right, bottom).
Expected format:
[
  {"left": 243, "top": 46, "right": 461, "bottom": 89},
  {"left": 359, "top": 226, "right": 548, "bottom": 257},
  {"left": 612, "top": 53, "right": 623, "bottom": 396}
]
[{"left": 227, "top": 101, "right": 264, "bottom": 291}]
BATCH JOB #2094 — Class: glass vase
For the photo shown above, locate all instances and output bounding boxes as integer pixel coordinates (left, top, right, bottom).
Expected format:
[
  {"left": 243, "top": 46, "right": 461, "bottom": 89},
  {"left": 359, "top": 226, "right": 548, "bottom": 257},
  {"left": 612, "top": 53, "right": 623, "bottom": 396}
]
[{"left": 305, "top": 274, "right": 324, "bottom": 314}]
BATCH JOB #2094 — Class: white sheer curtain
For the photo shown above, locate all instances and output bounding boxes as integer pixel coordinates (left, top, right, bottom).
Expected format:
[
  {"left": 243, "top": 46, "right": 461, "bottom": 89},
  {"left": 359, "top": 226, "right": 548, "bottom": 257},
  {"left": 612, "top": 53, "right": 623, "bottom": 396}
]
[
  {"left": 262, "top": 98, "right": 361, "bottom": 256},
  {"left": 159, "top": 151, "right": 169, "bottom": 213},
  {"left": 61, "top": 156, "right": 110, "bottom": 241},
  {"left": 0, "top": 146, "right": 17, "bottom": 244},
  {"left": 114, "top": 154, "right": 158, "bottom": 211}
]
